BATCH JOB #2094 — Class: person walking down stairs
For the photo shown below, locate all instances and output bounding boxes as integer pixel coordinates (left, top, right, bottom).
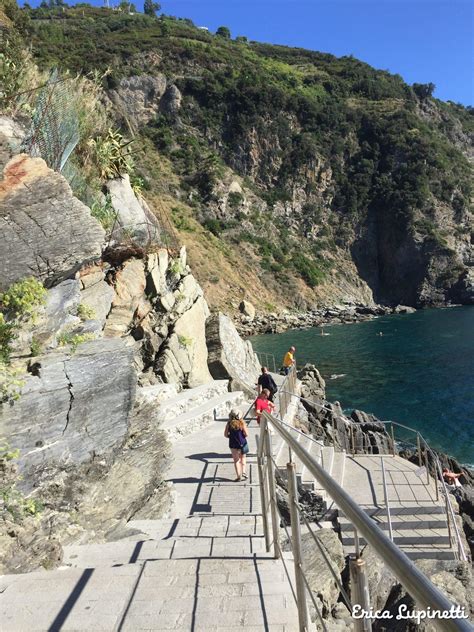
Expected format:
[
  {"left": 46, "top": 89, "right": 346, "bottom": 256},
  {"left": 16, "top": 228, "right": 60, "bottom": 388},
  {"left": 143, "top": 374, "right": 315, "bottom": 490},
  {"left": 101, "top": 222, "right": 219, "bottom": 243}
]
[
  {"left": 257, "top": 365, "right": 278, "bottom": 402},
  {"left": 224, "top": 409, "right": 249, "bottom": 481},
  {"left": 255, "top": 388, "right": 275, "bottom": 425}
]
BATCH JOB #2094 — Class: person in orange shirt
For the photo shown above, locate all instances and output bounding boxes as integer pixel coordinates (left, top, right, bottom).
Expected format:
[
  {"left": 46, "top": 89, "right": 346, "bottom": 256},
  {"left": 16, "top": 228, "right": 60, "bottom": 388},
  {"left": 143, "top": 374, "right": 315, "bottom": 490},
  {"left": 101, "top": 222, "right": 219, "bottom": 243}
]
[{"left": 281, "top": 346, "right": 296, "bottom": 375}]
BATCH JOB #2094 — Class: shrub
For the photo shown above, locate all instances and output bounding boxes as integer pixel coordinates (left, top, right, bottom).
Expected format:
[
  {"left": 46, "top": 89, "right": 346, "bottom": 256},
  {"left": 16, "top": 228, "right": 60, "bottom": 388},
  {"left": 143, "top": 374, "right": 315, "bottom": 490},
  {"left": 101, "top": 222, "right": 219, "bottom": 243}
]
[
  {"left": 291, "top": 253, "right": 326, "bottom": 287},
  {"left": 90, "top": 195, "right": 117, "bottom": 231},
  {"left": 0, "top": 277, "right": 46, "bottom": 319},
  {"left": 57, "top": 332, "right": 96, "bottom": 352},
  {"left": 77, "top": 304, "right": 96, "bottom": 320},
  {"left": 87, "top": 128, "right": 135, "bottom": 180},
  {"left": 0, "top": 365, "right": 25, "bottom": 405},
  {"left": 178, "top": 334, "right": 192, "bottom": 347}
]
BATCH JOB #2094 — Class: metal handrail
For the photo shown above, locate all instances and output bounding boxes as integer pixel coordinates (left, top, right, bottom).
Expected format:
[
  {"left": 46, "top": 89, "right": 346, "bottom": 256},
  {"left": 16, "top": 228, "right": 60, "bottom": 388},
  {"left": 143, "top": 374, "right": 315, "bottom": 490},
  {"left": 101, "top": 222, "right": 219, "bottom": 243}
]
[
  {"left": 262, "top": 410, "right": 473, "bottom": 632},
  {"left": 380, "top": 457, "right": 393, "bottom": 542}
]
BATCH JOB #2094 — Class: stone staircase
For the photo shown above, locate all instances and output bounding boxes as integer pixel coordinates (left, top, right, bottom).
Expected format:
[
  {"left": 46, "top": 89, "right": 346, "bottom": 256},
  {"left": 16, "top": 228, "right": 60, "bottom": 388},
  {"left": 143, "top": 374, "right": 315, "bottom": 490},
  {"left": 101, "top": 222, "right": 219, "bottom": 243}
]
[
  {"left": 339, "top": 454, "right": 456, "bottom": 561},
  {"left": 150, "top": 380, "right": 247, "bottom": 441},
  {"left": 0, "top": 382, "right": 299, "bottom": 631}
]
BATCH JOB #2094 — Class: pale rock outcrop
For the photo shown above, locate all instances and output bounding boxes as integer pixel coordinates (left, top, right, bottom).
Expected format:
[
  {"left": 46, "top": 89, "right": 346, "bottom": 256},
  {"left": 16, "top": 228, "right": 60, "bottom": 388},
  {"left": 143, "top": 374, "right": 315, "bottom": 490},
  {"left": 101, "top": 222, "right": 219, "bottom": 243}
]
[
  {"left": 0, "top": 116, "right": 24, "bottom": 170},
  {"left": 160, "top": 84, "right": 182, "bottom": 116},
  {"left": 300, "top": 529, "right": 345, "bottom": 617},
  {"left": 239, "top": 299, "right": 256, "bottom": 321},
  {"left": 1, "top": 339, "right": 136, "bottom": 486},
  {"left": 156, "top": 297, "right": 212, "bottom": 387},
  {"left": 147, "top": 250, "right": 168, "bottom": 296},
  {"left": 79, "top": 267, "right": 115, "bottom": 328},
  {"left": 104, "top": 258, "right": 147, "bottom": 337},
  {"left": 0, "top": 155, "right": 105, "bottom": 291},
  {"left": 206, "top": 312, "right": 260, "bottom": 393},
  {"left": 110, "top": 74, "right": 167, "bottom": 126},
  {"left": 106, "top": 174, "right": 151, "bottom": 243}
]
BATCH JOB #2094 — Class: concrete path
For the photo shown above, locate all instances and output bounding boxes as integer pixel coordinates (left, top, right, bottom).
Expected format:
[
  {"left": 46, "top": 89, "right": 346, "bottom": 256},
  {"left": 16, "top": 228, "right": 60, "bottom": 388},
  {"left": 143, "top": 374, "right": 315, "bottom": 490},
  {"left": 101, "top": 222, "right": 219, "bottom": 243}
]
[{"left": 0, "top": 402, "right": 299, "bottom": 631}]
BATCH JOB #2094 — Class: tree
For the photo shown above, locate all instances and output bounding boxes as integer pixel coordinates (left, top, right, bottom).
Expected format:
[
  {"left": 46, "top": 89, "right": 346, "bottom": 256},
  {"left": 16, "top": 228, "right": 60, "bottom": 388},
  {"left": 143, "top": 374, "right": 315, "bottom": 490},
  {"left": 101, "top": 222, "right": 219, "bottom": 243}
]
[
  {"left": 412, "top": 82, "right": 435, "bottom": 100},
  {"left": 143, "top": 0, "right": 160, "bottom": 16},
  {"left": 216, "top": 26, "right": 231, "bottom": 39}
]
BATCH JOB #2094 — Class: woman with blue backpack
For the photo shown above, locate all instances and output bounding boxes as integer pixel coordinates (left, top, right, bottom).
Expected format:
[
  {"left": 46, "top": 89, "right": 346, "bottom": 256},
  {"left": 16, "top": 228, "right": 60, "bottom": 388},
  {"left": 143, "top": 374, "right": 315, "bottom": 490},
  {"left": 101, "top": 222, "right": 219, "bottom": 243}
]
[{"left": 224, "top": 409, "right": 249, "bottom": 482}]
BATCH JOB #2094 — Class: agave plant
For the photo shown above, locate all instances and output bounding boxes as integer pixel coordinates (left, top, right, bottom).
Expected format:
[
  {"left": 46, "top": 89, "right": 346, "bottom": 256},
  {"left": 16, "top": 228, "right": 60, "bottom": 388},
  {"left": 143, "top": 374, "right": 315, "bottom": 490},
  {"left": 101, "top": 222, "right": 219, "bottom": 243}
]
[{"left": 88, "top": 128, "right": 135, "bottom": 180}]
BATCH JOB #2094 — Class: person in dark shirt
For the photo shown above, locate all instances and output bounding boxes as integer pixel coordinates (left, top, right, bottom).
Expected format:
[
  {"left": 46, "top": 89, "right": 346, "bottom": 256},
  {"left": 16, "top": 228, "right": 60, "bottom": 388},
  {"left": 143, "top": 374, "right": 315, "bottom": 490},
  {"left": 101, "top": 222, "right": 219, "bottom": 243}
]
[{"left": 257, "top": 366, "right": 278, "bottom": 402}]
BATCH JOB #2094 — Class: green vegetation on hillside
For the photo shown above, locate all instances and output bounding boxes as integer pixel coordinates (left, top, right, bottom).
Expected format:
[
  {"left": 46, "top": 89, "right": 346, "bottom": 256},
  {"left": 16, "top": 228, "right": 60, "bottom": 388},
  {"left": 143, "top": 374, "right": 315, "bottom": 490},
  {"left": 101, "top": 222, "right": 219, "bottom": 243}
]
[{"left": 3, "top": 2, "right": 473, "bottom": 307}]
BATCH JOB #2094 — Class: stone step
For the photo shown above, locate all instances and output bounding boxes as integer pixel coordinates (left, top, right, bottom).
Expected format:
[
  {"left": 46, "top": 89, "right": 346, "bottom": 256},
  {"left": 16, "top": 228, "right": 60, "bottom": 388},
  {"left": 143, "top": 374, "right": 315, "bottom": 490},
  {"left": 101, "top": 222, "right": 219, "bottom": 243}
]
[
  {"left": 358, "top": 505, "right": 447, "bottom": 517},
  {"left": 341, "top": 530, "right": 451, "bottom": 547},
  {"left": 402, "top": 547, "right": 456, "bottom": 561},
  {"left": 156, "top": 380, "right": 230, "bottom": 422},
  {"left": 162, "top": 391, "right": 246, "bottom": 440},
  {"left": 339, "top": 515, "right": 449, "bottom": 532},
  {"left": 0, "top": 557, "right": 299, "bottom": 631},
  {"left": 135, "top": 383, "right": 179, "bottom": 407}
]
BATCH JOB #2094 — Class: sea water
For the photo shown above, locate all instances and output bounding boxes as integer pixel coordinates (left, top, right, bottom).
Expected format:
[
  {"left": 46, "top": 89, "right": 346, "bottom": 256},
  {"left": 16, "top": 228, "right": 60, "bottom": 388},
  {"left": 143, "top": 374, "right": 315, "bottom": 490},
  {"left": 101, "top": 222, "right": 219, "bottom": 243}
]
[{"left": 250, "top": 306, "right": 474, "bottom": 465}]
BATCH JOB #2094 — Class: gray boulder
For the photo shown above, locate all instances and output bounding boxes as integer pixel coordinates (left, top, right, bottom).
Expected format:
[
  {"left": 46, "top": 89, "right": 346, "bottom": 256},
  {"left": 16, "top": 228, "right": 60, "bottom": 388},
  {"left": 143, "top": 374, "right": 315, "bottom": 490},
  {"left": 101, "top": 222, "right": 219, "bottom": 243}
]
[
  {"left": 239, "top": 299, "right": 256, "bottom": 321},
  {"left": 1, "top": 339, "right": 136, "bottom": 487},
  {"left": 298, "top": 363, "right": 326, "bottom": 401},
  {"left": 0, "top": 155, "right": 105, "bottom": 291},
  {"left": 106, "top": 175, "right": 155, "bottom": 244},
  {"left": 206, "top": 312, "right": 260, "bottom": 393}
]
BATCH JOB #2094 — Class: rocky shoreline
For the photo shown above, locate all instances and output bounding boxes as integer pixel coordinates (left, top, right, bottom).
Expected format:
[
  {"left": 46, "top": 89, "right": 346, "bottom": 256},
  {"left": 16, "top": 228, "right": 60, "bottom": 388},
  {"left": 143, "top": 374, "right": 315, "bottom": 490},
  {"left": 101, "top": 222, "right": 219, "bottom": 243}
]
[{"left": 235, "top": 301, "right": 417, "bottom": 336}]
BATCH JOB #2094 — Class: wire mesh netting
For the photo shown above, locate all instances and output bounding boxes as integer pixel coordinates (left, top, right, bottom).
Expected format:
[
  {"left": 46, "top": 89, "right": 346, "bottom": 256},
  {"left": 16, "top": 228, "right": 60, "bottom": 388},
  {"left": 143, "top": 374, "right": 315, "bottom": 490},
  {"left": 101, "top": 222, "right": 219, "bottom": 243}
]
[{"left": 21, "top": 69, "right": 79, "bottom": 172}]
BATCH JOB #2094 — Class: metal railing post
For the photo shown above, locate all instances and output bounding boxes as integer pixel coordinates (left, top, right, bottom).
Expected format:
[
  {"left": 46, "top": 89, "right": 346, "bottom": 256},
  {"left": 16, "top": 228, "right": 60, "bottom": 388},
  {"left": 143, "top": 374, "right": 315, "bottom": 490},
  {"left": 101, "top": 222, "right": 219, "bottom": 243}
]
[
  {"left": 390, "top": 423, "right": 396, "bottom": 456},
  {"left": 255, "top": 435, "right": 271, "bottom": 553},
  {"left": 350, "top": 424, "right": 355, "bottom": 456},
  {"left": 349, "top": 555, "right": 372, "bottom": 632},
  {"left": 416, "top": 432, "right": 422, "bottom": 467},
  {"left": 381, "top": 457, "right": 393, "bottom": 542},
  {"left": 262, "top": 417, "right": 281, "bottom": 559},
  {"left": 287, "top": 462, "right": 310, "bottom": 632}
]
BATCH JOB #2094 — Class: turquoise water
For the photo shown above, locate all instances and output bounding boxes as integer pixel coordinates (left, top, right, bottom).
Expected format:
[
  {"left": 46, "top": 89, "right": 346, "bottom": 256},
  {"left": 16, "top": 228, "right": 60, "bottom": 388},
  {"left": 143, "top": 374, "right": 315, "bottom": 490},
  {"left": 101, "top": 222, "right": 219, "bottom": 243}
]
[{"left": 250, "top": 307, "right": 474, "bottom": 465}]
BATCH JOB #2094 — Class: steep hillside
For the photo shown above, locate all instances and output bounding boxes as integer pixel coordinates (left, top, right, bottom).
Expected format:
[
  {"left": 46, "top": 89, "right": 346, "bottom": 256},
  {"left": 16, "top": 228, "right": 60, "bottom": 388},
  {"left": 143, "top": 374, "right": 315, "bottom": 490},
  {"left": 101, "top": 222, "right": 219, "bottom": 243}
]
[{"left": 9, "top": 5, "right": 474, "bottom": 312}]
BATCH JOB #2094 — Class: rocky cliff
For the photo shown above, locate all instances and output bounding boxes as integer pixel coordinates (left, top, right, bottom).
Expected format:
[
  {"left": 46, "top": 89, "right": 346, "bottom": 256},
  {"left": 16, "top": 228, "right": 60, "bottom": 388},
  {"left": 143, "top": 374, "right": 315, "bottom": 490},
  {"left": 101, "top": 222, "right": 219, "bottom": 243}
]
[
  {"left": 0, "top": 127, "right": 260, "bottom": 573},
  {"left": 17, "top": 7, "right": 473, "bottom": 317}
]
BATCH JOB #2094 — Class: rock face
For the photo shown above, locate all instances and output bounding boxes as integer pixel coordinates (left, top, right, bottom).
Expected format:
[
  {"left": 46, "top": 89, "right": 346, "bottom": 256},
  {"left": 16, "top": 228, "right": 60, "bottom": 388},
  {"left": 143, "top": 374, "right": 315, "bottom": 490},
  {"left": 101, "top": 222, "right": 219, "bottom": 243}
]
[
  {"left": 0, "top": 155, "right": 105, "bottom": 291},
  {"left": 1, "top": 339, "right": 136, "bottom": 486},
  {"left": 363, "top": 547, "right": 474, "bottom": 631},
  {"left": 296, "top": 364, "right": 391, "bottom": 454},
  {"left": 104, "top": 258, "right": 147, "bottom": 337},
  {"left": 160, "top": 84, "right": 182, "bottom": 116},
  {"left": 0, "top": 116, "right": 24, "bottom": 170},
  {"left": 106, "top": 174, "right": 159, "bottom": 244},
  {"left": 110, "top": 74, "right": 168, "bottom": 126},
  {"left": 206, "top": 312, "right": 260, "bottom": 393}
]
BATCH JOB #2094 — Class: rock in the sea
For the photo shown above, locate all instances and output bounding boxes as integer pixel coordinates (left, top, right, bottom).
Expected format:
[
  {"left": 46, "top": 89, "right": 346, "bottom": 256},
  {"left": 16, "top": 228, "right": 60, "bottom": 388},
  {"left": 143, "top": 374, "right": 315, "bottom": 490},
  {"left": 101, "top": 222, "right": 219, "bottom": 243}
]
[
  {"left": 1, "top": 339, "right": 136, "bottom": 485},
  {"left": 0, "top": 155, "right": 105, "bottom": 291},
  {"left": 394, "top": 304, "right": 417, "bottom": 314},
  {"left": 298, "top": 363, "right": 326, "bottom": 400},
  {"left": 206, "top": 312, "right": 260, "bottom": 393},
  {"left": 239, "top": 299, "right": 256, "bottom": 321}
]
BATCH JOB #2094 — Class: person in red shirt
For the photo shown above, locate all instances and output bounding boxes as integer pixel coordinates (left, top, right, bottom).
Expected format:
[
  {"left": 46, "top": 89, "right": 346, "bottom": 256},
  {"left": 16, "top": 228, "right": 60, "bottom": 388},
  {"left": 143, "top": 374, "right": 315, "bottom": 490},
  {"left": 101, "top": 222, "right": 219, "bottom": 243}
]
[{"left": 255, "top": 389, "right": 275, "bottom": 425}]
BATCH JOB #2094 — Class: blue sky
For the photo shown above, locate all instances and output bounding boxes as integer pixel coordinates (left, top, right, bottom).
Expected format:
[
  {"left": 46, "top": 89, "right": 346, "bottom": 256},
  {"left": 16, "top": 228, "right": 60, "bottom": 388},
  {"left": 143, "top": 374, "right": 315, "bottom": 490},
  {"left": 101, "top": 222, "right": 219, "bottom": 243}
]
[{"left": 26, "top": 0, "right": 474, "bottom": 104}]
